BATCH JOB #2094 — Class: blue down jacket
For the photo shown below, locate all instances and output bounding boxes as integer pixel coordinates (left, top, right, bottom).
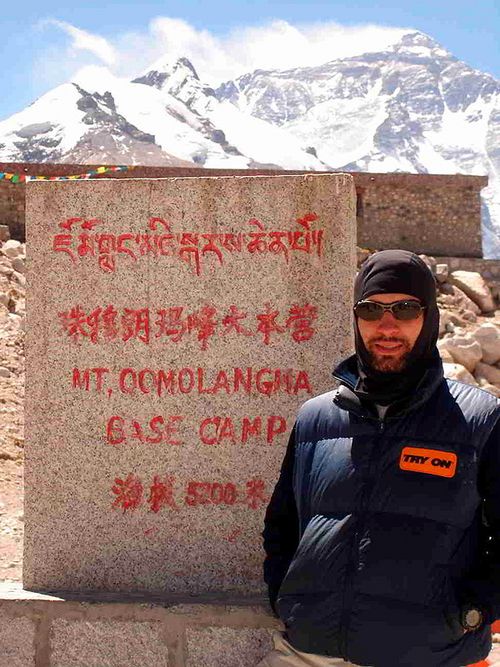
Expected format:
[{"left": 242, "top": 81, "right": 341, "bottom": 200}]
[{"left": 263, "top": 359, "right": 500, "bottom": 667}]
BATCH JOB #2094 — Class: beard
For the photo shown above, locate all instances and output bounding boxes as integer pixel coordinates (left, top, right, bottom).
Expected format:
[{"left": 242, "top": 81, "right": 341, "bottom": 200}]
[{"left": 365, "top": 336, "right": 412, "bottom": 372}]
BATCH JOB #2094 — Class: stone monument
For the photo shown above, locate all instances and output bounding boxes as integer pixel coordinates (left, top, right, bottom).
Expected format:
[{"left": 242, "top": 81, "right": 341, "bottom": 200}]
[{"left": 25, "top": 174, "right": 356, "bottom": 595}]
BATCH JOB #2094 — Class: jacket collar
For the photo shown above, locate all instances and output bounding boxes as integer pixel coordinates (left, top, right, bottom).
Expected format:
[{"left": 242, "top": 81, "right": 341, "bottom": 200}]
[{"left": 332, "top": 353, "right": 445, "bottom": 421}]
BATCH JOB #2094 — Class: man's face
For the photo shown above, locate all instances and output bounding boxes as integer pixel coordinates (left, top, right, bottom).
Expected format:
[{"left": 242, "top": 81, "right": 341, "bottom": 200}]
[{"left": 356, "top": 292, "right": 425, "bottom": 372}]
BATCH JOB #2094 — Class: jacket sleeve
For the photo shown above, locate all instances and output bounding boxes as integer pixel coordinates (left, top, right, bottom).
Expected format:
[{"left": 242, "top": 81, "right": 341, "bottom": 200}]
[
  {"left": 462, "top": 415, "right": 500, "bottom": 624},
  {"left": 262, "top": 424, "right": 300, "bottom": 614}
]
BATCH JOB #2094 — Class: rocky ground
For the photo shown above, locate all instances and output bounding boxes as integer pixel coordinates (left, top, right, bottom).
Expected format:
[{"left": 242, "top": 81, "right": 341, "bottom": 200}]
[
  {"left": 0, "top": 238, "right": 25, "bottom": 582},
  {"left": 0, "top": 240, "right": 499, "bottom": 659}
]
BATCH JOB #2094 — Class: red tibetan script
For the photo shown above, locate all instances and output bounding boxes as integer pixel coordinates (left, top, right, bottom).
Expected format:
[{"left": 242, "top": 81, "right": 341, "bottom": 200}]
[
  {"left": 58, "top": 302, "right": 318, "bottom": 349},
  {"left": 52, "top": 214, "right": 324, "bottom": 276},
  {"left": 111, "top": 476, "right": 268, "bottom": 513}
]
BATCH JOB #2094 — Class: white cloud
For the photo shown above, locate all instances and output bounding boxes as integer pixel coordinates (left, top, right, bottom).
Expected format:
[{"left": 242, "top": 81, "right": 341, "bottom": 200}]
[
  {"left": 35, "top": 17, "right": 411, "bottom": 91},
  {"left": 145, "top": 18, "right": 410, "bottom": 84},
  {"left": 43, "top": 19, "right": 117, "bottom": 66}
]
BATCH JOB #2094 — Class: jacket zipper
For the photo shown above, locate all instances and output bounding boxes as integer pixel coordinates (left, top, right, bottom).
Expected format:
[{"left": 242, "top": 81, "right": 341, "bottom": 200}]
[{"left": 338, "top": 416, "right": 385, "bottom": 658}]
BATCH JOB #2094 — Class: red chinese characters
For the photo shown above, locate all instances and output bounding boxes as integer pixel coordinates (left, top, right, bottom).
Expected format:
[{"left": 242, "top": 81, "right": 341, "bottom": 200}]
[
  {"left": 111, "top": 476, "right": 268, "bottom": 513},
  {"left": 111, "top": 473, "right": 143, "bottom": 513},
  {"left": 52, "top": 214, "right": 324, "bottom": 276},
  {"left": 147, "top": 475, "right": 178, "bottom": 512},
  {"left": 58, "top": 302, "right": 318, "bottom": 349}
]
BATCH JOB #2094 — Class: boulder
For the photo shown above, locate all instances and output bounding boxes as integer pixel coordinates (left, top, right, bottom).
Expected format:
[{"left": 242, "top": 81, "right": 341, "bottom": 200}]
[
  {"left": 11, "top": 257, "right": 25, "bottom": 275},
  {"left": 11, "top": 271, "right": 25, "bottom": 288},
  {"left": 1, "top": 239, "right": 23, "bottom": 259},
  {"left": 476, "top": 377, "right": 500, "bottom": 398},
  {"left": 461, "top": 309, "right": 478, "bottom": 323},
  {"left": 438, "top": 283, "right": 481, "bottom": 316},
  {"left": 471, "top": 323, "right": 500, "bottom": 365},
  {"left": 489, "top": 280, "right": 500, "bottom": 303},
  {"left": 0, "top": 225, "right": 10, "bottom": 242},
  {"left": 7, "top": 312, "right": 23, "bottom": 332},
  {"left": 450, "top": 270, "right": 496, "bottom": 313},
  {"left": 439, "top": 310, "right": 452, "bottom": 335},
  {"left": 419, "top": 254, "right": 437, "bottom": 273},
  {"left": 438, "top": 346, "right": 454, "bottom": 363},
  {"left": 439, "top": 310, "right": 469, "bottom": 333},
  {"left": 443, "top": 362, "right": 478, "bottom": 385},
  {"left": 474, "top": 361, "right": 500, "bottom": 387},
  {"left": 435, "top": 264, "right": 449, "bottom": 283},
  {"left": 357, "top": 247, "right": 372, "bottom": 267},
  {"left": 437, "top": 336, "right": 482, "bottom": 373}
]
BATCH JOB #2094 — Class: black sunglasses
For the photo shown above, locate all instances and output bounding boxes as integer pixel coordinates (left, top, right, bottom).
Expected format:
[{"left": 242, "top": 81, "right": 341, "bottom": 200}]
[{"left": 354, "top": 299, "right": 426, "bottom": 321}]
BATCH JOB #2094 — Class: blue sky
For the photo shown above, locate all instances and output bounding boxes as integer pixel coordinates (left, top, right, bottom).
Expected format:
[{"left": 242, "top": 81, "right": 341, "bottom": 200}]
[{"left": 1, "top": 0, "right": 498, "bottom": 121}]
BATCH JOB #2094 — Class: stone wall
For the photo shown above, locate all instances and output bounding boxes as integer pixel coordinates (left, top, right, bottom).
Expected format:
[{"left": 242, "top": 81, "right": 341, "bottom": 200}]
[
  {"left": 355, "top": 174, "right": 486, "bottom": 257},
  {"left": 2, "top": 584, "right": 500, "bottom": 667},
  {"left": 0, "top": 180, "right": 24, "bottom": 240},
  {"left": 0, "top": 583, "right": 279, "bottom": 667},
  {"left": 437, "top": 256, "right": 500, "bottom": 281},
  {"left": 0, "top": 162, "right": 488, "bottom": 257}
]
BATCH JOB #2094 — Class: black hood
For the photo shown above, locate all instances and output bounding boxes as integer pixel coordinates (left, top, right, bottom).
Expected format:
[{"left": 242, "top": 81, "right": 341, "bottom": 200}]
[{"left": 349, "top": 249, "right": 442, "bottom": 405}]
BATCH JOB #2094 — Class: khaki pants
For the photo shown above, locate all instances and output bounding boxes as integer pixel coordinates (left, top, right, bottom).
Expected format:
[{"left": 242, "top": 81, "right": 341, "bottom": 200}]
[{"left": 257, "top": 632, "right": 362, "bottom": 666}]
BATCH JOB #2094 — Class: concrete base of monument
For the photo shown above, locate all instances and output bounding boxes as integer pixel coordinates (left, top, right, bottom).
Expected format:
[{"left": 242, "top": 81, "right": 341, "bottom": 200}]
[{"left": 0, "top": 581, "right": 280, "bottom": 666}]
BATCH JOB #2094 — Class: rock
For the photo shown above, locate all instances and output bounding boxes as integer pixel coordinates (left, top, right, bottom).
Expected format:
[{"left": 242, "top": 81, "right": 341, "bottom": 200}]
[
  {"left": 357, "top": 247, "right": 372, "bottom": 267},
  {"left": 476, "top": 378, "right": 500, "bottom": 398},
  {"left": 419, "top": 254, "right": 437, "bottom": 273},
  {"left": 443, "top": 363, "right": 478, "bottom": 385},
  {"left": 7, "top": 313, "right": 22, "bottom": 331},
  {"left": 0, "top": 225, "right": 10, "bottom": 242},
  {"left": 0, "top": 263, "right": 12, "bottom": 278},
  {"left": 435, "top": 264, "right": 449, "bottom": 283},
  {"left": 0, "top": 240, "right": 22, "bottom": 259},
  {"left": 0, "top": 366, "right": 11, "bottom": 378},
  {"left": 450, "top": 270, "right": 496, "bottom": 313},
  {"left": 10, "top": 271, "right": 25, "bottom": 288},
  {"left": 439, "top": 283, "right": 481, "bottom": 315},
  {"left": 461, "top": 309, "right": 478, "bottom": 323},
  {"left": 438, "top": 336, "right": 482, "bottom": 373},
  {"left": 14, "top": 298, "right": 25, "bottom": 315},
  {"left": 438, "top": 347, "right": 454, "bottom": 363},
  {"left": 10, "top": 257, "right": 24, "bottom": 274},
  {"left": 489, "top": 280, "right": 500, "bottom": 303},
  {"left": 471, "top": 323, "right": 500, "bottom": 365},
  {"left": 439, "top": 309, "right": 470, "bottom": 334},
  {"left": 474, "top": 361, "right": 500, "bottom": 386},
  {"left": 0, "top": 292, "right": 8, "bottom": 308},
  {"left": 439, "top": 310, "right": 450, "bottom": 335}
]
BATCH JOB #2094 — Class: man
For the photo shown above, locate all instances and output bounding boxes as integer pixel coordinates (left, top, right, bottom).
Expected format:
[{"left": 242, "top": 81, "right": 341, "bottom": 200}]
[{"left": 259, "top": 250, "right": 500, "bottom": 667}]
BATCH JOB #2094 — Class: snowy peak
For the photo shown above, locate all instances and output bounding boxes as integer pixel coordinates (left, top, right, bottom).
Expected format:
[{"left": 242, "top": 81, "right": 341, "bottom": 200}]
[
  {"left": 139, "top": 55, "right": 200, "bottom": 81},
  {"left": 133, "top": 56, "right": 218, "bottom": 109},
  {"left": 389, "top": 31, "right": 453, "bottom": 59}
]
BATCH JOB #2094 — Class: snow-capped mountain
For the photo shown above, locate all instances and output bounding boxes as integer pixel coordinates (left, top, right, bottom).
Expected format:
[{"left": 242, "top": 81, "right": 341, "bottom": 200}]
[
  {"left": 0, "top": 58, "right": 323, "bottom": 171},
  {"left": 216, "top": 32, "right": 500, "bottom": 257},
  {"left": 0, "top": 30, "right": 498, "bottom": 255}
]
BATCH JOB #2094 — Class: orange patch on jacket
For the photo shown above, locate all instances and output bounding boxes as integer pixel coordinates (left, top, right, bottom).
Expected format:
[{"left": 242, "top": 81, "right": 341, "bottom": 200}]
[{"left": 399, "top": 447, "right": 457, "bottom": 478}]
